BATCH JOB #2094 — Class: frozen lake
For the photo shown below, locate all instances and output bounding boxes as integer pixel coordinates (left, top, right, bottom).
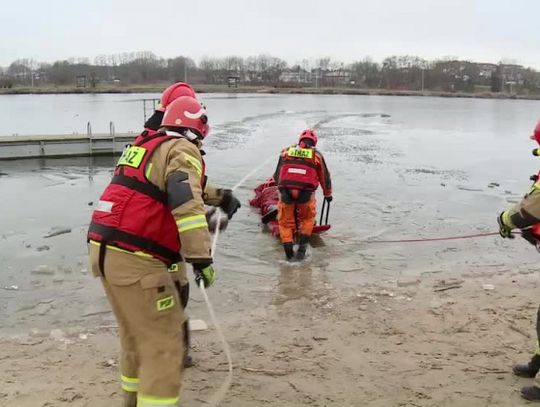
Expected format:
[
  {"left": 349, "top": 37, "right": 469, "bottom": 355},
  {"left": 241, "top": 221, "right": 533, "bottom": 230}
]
[{"left": 1, "top": 93, "right": 540, "bottom": 333}]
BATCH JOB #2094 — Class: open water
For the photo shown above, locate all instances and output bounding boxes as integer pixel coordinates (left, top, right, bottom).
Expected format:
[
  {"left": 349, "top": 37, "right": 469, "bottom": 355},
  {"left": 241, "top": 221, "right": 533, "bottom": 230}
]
[{"left": 1, "top": 93, "right": 539, "bottom": 333}]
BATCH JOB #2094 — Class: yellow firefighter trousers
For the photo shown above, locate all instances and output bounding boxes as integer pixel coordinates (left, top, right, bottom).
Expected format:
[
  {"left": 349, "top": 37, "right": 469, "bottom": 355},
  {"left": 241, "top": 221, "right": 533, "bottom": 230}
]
[{"left": 89, "top": 243, "right": 184, "bottom": 406}]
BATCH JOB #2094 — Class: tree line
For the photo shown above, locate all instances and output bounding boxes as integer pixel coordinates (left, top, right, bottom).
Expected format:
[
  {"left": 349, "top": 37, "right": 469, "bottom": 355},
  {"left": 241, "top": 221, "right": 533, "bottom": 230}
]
[{"left": 1, "top": 51, "right": 539, "bottom": 94}]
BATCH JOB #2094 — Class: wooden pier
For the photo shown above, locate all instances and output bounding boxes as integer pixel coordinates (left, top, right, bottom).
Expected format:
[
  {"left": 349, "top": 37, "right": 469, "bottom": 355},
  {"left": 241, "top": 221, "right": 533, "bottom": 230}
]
[
  {"left": 0, "top": 102, "right": 162, "bottom": 160},
  {"left": 0, "top": 133, "right": 136, "bottom": 160}
]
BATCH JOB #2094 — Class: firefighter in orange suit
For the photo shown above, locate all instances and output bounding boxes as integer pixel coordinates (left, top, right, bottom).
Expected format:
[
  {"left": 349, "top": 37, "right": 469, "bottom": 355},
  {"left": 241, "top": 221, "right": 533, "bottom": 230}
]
[
  {"left": 88, "top": 96, "right": 224, "bottom": 407},
  {"left": 273, "top": 129, "right": 332, "bottom": 261}
]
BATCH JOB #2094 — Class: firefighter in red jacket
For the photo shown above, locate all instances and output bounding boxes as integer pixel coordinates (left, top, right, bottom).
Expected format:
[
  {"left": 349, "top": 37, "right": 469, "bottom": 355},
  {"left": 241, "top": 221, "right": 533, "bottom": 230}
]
[
  {"left": 498, "top": 120, "right": 540, "bottom": 402},
  {"left": 88, "top": 96, "right": 230, "bottom": 407},
  {"left": 143, "top": 83, "right": 239, "bottom": 220},
  {"left": 273, "top": 129, "right": 332, "bottom": 260},
  {"left": 142, "top": 82, "right": 239, "bottom": 368}
]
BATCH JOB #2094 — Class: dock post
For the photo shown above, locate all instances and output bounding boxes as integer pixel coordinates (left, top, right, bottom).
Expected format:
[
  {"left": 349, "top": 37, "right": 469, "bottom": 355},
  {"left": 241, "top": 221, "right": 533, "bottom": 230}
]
[
  {"left": 143, "top": 99, "right": 147, "bottom": 123},
  {"left": 87, "top": 122, "right": 93, "bottom": 156},
  {"left": 110, "top": 121, "right": 116, "bottom": 154}
]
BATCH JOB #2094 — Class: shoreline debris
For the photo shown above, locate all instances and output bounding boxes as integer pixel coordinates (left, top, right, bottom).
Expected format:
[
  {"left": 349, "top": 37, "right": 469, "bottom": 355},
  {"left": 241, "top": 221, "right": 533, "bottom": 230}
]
[
  {"left": 44, "top": 227, "right": 72, "bottom": 238},
  {"left": 433, "top": 279, "right": 464, "bottom": 292},
  {"left": 31, "top": 265, "right": 55, "bottom": 275}
]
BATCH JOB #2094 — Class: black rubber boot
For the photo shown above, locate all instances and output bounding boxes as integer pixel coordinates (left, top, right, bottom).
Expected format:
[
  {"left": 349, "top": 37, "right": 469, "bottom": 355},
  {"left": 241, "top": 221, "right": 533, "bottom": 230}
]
[
  {"left": 513, "top": 355, "right": 540, "bottom": 378},
  {"left": 295, "top": 234, "right": 310, "bottom": 260},
  {"left": 521, "top": 385, "right": 540, "bottom": 401},
  {"left": 283, "top": 242, "right": 294, "bottom": 260},
  {"left": 183, "top": 320, "right": 193, "bottom": 368},
  {"left": 123, "top": 391, "right": 137, "bottom": 407},
  {"left": 262, "top": 205, "right": 278, "bottom": 224}
]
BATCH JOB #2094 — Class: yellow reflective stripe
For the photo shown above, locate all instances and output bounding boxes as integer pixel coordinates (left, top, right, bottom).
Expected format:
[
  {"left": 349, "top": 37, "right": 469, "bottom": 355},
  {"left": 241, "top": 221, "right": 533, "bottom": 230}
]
[
  {"left": 157, "top": 295, "right": 175, "bottom": 311},
  {"left": 89, "top": 240, "right": 153, "bottom": 258},
  {"left": 535, "top": 340, "right": 540, "bottom": 356},
  {"left": 168, "top": 263, "right": 179, "bottom": 273},
  {"left": 121, "top": 375, "right": 139, "bottom": 393},
  {"left": 176, "top": 215, "right": 208, "bottom": 233},
  {"left": 184, "top": 153, "right": 202, "bottom": 176},
  {"left": 121, "top": 375, "right": 139, "bottom": 384},
  {"left": 145, "top": 162, "right": 154, "bottom": 179},
  {"left": 122, "top": 384, "right": 138, "bottom": 392},
  {"left": 137, "top": 393, "right": 179, "bottom": 407}
]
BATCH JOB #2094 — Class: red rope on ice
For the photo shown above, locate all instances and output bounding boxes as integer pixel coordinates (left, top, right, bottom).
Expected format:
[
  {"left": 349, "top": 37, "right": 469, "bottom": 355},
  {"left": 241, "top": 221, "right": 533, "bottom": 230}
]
[{"left": 367, "top": 231, "right": 511, "bottom": 244}]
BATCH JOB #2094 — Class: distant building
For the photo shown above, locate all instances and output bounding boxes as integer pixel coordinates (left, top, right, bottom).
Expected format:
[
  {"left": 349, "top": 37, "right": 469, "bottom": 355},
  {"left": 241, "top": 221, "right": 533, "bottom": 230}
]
[
  {"left": 76, "top": 75, "right": 87, "bottom": 88},
  {"left": 322, "top": 69, "right": 352, "bottom": 86},
  {"left": 227, "top": 76, "right": 240, "bottom": 87},
  {"left": 279, "top": 69, "right": 312, "bottom": 84},
  {"left": 244, "top": 70, "right": 262, "bottom": 84},
  {"left": 475, "top": 63, "right": 498, "bottom": 80},
  {"left": 437, "top": 60, "right": 468, "bottom": 77},
  {"left": 500, "top": 64, "right": 526, "bottom": 85}
]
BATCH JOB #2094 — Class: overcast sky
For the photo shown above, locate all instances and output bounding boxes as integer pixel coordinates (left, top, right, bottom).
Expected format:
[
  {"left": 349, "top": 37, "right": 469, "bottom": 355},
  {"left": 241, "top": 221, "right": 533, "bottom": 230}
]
[{"left": 1, "top": 0, "right": 539, "bottom": 68}]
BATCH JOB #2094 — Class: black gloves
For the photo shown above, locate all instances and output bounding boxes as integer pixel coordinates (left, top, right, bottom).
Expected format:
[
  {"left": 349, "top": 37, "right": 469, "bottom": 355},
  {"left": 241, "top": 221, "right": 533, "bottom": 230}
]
[{"left": 219, "top": 189, "right": 241, "bottom": 220}]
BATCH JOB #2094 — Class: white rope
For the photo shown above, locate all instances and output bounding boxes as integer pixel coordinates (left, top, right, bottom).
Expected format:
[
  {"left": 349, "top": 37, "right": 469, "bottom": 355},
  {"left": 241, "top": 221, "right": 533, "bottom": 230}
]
[
  {"left": 231, "top": 155, "right": 275, "bottom": 192},
  {"left": 198, "top": 283, "right": 233, "bottom": 407},
  {"left": 200, "top": 154, "right": 275, "bottom": 407},
  {"left": 210, "top": 214, "right": 222, "bottom": 258}
]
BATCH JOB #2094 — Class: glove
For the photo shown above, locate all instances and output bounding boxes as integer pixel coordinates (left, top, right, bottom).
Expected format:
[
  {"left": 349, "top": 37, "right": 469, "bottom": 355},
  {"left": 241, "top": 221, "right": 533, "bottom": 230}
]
[
  {"left": 325, "top": 196, "right": 333, "bottom": 203},
  {"left": 219, "top": 189, "right": 241, "bottom": 220},
  {"left": 192, "top": 262, "right": 216, "bottom": 287},
  {"left": 497, "top": 212, "right": 515, "bottom": 239}
]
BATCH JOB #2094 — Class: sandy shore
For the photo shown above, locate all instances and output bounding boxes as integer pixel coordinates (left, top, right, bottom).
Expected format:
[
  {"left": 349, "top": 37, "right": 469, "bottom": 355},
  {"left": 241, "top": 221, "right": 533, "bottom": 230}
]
[{"left": 2, "top": 269, "right": 539, "bottom": 407}]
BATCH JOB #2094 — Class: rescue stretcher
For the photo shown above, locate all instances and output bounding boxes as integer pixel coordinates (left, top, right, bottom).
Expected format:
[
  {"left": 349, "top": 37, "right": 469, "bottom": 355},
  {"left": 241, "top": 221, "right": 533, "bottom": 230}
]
[{"left": 249, "top": 178, "right": 331, "bottom": 237}]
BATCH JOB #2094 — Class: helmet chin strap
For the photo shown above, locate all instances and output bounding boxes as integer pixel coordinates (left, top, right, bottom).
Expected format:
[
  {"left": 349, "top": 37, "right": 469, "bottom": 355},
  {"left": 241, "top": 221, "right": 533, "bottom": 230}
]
[{"left": 165, "top": 129, "right": 200, "bottom": 142}]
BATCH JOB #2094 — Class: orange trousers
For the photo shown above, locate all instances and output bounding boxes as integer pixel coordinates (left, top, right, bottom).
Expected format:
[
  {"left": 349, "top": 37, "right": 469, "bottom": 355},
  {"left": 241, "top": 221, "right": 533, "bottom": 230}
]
[{"left": 278, "top": 195, "right": 317, "bottom": 243}]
